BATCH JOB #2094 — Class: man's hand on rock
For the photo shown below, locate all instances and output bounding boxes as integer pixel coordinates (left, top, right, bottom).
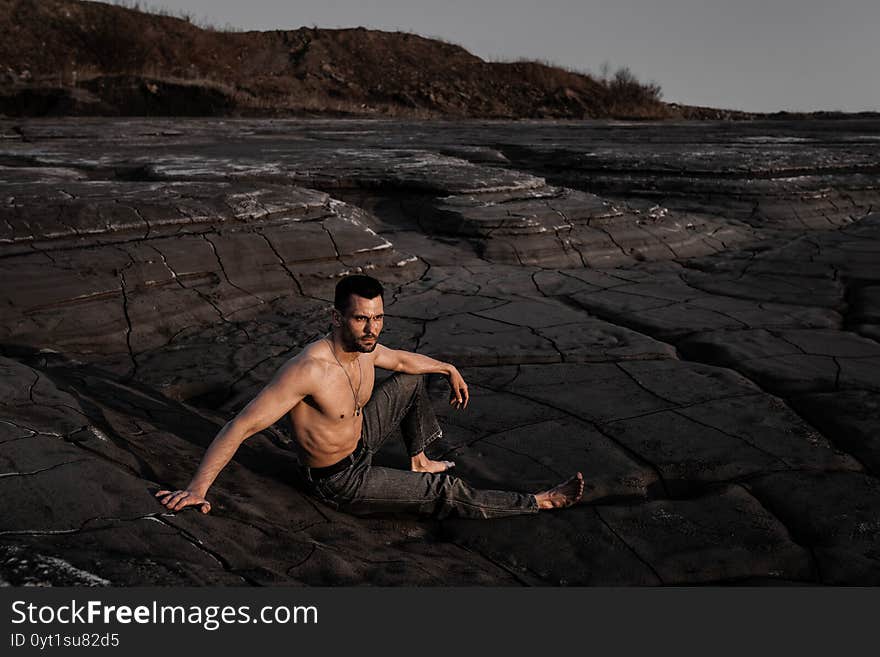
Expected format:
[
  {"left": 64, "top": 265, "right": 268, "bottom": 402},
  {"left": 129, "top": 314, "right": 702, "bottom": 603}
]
[
  {"left": 447, "top": 367, "right": 469, "bottom": 409},
  {"left": 155, "top": 489, "right": 212, "bottom": 514}
]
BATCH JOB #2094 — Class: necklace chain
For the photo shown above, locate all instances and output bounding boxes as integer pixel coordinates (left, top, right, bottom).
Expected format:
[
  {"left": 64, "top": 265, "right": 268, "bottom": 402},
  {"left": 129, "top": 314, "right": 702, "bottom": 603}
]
[{"left": 325, "top": 338, "right": 362, "bottom": 416}]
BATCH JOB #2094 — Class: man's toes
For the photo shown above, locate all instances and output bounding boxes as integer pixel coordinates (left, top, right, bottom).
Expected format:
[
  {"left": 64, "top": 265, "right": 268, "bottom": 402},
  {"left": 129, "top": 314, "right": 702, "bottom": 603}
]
[{"left": 563, "top": 473, "right": 584, "bottom": 506}]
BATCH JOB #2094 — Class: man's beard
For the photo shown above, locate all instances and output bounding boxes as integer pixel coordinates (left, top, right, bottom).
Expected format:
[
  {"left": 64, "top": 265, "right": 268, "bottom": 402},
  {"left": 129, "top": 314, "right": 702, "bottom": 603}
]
[
  {"left": 353, "top": 339, "right": 377, "bottom": 353},
  {"left": 340, "top": 330, "right": 378, "bottom": 353}
]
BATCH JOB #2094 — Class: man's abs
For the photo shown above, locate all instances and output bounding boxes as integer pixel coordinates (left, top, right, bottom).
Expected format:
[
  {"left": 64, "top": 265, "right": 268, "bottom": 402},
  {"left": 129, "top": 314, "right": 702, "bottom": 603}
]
[{"left": 289, "top": 401, "right": 364, "bottom": 467}]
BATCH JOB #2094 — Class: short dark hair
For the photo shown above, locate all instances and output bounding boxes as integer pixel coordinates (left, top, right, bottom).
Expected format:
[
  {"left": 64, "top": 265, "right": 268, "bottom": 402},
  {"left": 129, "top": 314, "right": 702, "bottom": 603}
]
[{"left": 334, "top": 274, "right": 384, "bottom": 312}]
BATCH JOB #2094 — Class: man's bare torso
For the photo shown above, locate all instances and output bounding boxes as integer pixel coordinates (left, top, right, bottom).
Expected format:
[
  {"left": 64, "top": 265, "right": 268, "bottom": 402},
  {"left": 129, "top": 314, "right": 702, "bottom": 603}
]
[{"left": 288, "top": 338, "right": 377, "bottom": 467}]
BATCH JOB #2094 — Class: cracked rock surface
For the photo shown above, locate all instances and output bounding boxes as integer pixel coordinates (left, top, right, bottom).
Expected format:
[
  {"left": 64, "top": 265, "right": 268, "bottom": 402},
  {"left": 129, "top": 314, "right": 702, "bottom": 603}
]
[{"left": 1, "top": 118, "right": 879, "bottom": 585}]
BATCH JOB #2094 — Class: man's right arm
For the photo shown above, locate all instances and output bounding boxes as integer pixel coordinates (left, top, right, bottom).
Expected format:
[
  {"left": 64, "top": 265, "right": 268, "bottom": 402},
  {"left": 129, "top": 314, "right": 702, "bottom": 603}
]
[{"left": 155, "top": 358, "right": 314, "bottom": 513}]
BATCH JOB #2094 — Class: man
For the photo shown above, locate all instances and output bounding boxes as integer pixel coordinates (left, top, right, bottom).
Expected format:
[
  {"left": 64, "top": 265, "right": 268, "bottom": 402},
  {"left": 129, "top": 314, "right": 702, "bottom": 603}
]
[{"left": 157, "top": 274, "right": 583, "bottom": 519}]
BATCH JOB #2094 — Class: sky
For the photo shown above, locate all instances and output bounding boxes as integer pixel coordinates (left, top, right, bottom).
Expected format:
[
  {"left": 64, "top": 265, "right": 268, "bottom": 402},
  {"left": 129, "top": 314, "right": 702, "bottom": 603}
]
[{"left": 106, "top": 0, "right": 879, "bottom": 113}]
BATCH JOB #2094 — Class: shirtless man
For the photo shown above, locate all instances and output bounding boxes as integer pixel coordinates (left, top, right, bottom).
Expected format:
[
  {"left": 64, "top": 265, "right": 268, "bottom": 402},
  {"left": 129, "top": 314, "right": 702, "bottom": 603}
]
[{"left": 156, "top": 274, "right": 583, "bottom": 519}]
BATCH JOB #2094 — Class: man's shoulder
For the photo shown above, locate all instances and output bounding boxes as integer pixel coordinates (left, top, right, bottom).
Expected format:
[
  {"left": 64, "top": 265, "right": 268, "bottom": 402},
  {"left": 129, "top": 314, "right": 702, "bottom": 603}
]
[
  {"left": 366, "top": 341, "right": 396, "bottom": 364},
  {"left": 275, "top": 342, "right": 332, "bottom": 384}
]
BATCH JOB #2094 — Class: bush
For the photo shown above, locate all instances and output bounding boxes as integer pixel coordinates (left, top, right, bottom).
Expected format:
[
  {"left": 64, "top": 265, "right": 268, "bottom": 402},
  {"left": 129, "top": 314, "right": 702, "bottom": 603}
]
[
  {"left": 69, "top": 8, "right": 154, "bottom": 73},
  {"left": 596, "top": 64, "right": 665, "bottom": 118}
]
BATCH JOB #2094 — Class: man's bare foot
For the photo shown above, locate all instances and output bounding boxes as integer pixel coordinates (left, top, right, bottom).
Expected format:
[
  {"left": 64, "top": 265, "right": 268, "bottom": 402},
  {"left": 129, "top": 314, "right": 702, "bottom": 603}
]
[
  {"left": 411, "top": 452, "right": 455, "bottom": 473},
  {"left": 534, "top": 472, "right": 584, "bottom": 510}
]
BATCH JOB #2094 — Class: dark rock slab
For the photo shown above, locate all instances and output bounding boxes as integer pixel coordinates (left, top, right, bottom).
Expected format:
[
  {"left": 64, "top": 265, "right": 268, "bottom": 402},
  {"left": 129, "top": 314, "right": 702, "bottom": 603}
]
[
  {"left": 603, "top": 392, "right": 859, "bottom": 495},
  {"left": 745, "top": 472, "right": 880, "bottom": 584},
  {"left": 0, "top": 355, "right": 536, "bottom": 585},
  {"left": 536, "top": 320, "right": 675, "bottom": 362},
  {"left": 2, "top": 518, "right": 258, "bottom": 586},
  {"left": 0, "top": 165, "right": 89, "bottom": 183},
  {"left": 604, "top": 411, "right": 784, "bottom": 491},
  {"left": 681, "top": 267, "right": 845, "bottom": 308},
  {"left": 568, "top": 268, "right": 843, "bottom": 342},
  {"left": 416, "top": 297, "right": 676, "bottom": 363},
  {"left": 3, "top": 118, "right": 880, "bottom": 586},
  {"left": 777, "top": 329, "right": 880, "bottom": 358},
  {"left": 289, "top": 519, "right": 529, "bottom": 585},
  {"left": 494, "top": 122, "right": 880, "bottom": 231},
  {"left": 423, "top": 186, "right": 749, "bottom": 267},
  {"left": 386, "top": 290, "right": 506, "bottom": 321},
  {"left": 791, "top": 390, "right": 880, "bottom": 471},
  {"left": 500, "top": 362, "right": 677, "bottom": 424},
  {"left": 488, "top": 357, "right": 755, "bottom": 423},
  {"left": 0, "top": 357, "right": 91, "bottom": 438},
  {"left": 0, "top": 545, "right": 111, "bottom": 587},
  {"left": 446, "top": 416, "right": 660, "bottom": 502},
  {"left": 0, "top": 181, "right": 332, "bottom": 252},
  {"left": 0, "top": 454, "right": 159, "bottom": 534},
  {"left": 418, "top": 313, "right": 559, "bottom": 366},
  {"left": 680, "top": 328, "right": 804, "bottom": 365},
  {"left": 441, "top": 263, "right": 547, "bottom": 297},
  {"left": 432, "top": 381, "right": 569, "bottom": 436},
  {"left": 680, "top": 328, "right": 880, "bottom": 394},
  {"left": 850, "top": 284, "right": 880, "bottom": 340},
  {"left": 597, "top": 486, "right": 815, "bottom": 584},
  {"left": 13, "top": 117, "right": 848, "bottom": 270},
  {"left": 676, "top": 394, "right": 859, "bottom": 471},
  {"left": 442, "top": 509, "right": 663, "bottom": 585},
  {"left": 837, "top": 356, "right": 880, "bottom": 392},
  {"left": 0, "top": 182, "right": 417, "bottom": 378},
  {"left": 617, "top": 359, "right": 759, "bottom": 405}
]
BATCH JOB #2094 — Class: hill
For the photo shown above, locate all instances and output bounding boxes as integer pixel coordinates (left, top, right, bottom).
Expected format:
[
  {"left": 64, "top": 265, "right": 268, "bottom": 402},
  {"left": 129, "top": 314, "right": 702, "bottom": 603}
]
[{"left": 0, "top": 0, "right": 707, "bottom": 119}]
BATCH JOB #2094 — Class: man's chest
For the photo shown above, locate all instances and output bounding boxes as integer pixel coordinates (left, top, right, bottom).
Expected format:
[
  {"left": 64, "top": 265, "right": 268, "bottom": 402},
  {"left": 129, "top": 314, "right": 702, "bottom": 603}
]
[{"left": 309, "top": 366, "right": 376, "bottom": 419}]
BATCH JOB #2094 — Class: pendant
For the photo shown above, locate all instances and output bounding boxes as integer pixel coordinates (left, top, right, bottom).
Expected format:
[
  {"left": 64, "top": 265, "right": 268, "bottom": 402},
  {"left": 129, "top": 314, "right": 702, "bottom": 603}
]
[{"left": 355, "top": 407, "right": 361, "bottom": 416}]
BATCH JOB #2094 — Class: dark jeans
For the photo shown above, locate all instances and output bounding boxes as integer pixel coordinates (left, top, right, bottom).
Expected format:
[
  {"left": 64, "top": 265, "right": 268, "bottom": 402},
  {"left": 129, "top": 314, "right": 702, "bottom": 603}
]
[{"left": 300, "top": 373, "right": 539, "bottom": 520}]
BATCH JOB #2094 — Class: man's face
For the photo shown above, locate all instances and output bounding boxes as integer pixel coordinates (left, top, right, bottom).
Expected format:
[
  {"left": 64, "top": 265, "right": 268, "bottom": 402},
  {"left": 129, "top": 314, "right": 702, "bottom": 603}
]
[{"left": 334, "top": 294, "right": 384, "bottom": 353}]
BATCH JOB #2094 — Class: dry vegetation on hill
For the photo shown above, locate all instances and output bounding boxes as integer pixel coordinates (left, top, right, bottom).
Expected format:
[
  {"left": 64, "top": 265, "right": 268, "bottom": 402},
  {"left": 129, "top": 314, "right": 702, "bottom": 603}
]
[{"left": 0, "top": 0, "right": 701, "bottom": 118}]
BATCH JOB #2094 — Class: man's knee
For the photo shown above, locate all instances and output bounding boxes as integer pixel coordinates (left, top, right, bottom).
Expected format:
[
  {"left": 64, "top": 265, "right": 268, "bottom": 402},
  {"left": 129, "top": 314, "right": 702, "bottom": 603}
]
[{"left": 390, "top": 372, "right": 426, "bottom": 395}]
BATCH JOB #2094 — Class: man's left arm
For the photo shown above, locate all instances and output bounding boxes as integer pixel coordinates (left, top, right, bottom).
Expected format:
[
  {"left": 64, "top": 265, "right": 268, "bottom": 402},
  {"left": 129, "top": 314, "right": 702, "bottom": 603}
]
[{"left": 373, "top": 345, "right": 469, "bottom": 408}]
